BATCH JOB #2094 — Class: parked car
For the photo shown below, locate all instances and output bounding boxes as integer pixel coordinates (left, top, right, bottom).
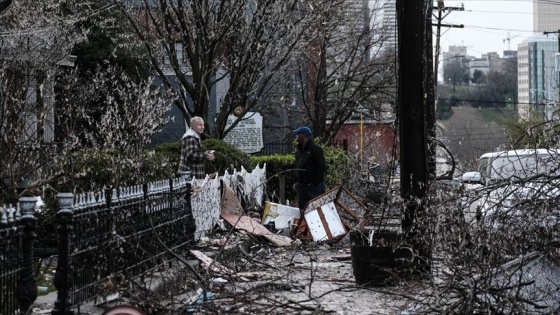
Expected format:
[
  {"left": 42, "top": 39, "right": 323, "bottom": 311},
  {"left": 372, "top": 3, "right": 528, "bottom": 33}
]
[
  {"left": 462, "top": 149, "right": 560, "bottom": 186},
  {"left": 461, "top": 149, "right": 560, "bottom": 224}
]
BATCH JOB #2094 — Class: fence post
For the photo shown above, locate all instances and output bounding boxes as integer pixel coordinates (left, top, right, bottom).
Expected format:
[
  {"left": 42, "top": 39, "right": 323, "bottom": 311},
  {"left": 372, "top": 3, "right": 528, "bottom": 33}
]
[
  {"left": 52, "top": 192, "right": 75, "bottom": 315},
  {"left": 278, "top": 175, "right": 286, "bottom": 204},
  {"left": 18, "top": 196, "right": 38, "bottom": 311}
]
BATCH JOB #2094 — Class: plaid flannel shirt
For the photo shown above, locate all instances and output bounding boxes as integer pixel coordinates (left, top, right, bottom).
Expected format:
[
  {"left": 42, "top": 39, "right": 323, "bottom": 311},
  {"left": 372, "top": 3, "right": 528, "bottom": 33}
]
[{"left": 178, "top": 134, "right": 207, "bottom": 179}]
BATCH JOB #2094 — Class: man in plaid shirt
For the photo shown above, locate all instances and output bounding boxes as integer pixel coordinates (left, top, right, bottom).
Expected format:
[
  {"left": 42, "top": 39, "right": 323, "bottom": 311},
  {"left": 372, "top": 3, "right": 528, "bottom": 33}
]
[{"left": 178, "top": 116, "right": 216, "bottom": 179}]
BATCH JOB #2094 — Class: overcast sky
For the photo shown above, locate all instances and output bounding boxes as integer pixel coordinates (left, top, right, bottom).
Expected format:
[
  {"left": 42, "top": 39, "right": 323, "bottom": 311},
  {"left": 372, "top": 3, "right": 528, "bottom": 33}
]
[{"left": 436, "top": 0, "right": 534, "bottom": 58}]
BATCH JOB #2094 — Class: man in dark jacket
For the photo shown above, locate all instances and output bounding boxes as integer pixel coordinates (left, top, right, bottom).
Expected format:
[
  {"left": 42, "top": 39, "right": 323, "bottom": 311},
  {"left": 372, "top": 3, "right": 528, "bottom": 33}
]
[{"left": 293, "top": 126, "right": 327, "bottom": 210}]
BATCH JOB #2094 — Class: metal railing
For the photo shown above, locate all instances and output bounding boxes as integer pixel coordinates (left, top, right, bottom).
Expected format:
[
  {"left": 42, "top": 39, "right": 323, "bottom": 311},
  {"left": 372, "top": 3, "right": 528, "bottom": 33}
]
[
  {"left": 0, "top": 165, "right": 266, "bottom": 315},
  {"left": 51, "top": 177, "right": 193, "bottom": 314},
  {"left": 1, "top": 198, "right": 38, "bottom": 315}
]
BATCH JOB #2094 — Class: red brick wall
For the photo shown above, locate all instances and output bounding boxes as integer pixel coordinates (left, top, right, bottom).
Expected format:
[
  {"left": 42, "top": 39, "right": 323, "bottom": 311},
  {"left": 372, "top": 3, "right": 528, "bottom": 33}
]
[{"left": 332, "top": 123, "right": 399, "bottom": 164}]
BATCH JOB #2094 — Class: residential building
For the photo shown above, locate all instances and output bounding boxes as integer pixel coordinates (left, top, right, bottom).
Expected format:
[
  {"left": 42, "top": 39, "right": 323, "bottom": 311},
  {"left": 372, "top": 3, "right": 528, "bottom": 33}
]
[
  {"left": 533, "top": 1, "right": 560, "bottom": 33},
  {"left": 517, "top": 34, "right": 558, "bottom": 120}
]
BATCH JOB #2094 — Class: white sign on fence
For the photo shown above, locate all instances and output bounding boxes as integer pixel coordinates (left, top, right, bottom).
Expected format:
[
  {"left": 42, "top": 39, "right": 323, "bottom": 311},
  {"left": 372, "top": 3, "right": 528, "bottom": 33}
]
[{"left": 223, "top": 112, "right": 264, "bottom": 154}]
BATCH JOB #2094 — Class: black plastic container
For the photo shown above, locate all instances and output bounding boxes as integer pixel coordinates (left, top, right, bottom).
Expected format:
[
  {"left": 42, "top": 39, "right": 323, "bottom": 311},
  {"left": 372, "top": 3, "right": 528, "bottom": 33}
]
[{"left": 350, "top": 231, "right": 414, "bottom": 286}]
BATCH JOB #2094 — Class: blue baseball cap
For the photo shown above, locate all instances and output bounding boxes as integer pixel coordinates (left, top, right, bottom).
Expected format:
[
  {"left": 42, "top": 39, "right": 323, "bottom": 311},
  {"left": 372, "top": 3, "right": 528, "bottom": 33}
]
[{"left": 292, "top": 126, "right": 312, "bottom": 136}]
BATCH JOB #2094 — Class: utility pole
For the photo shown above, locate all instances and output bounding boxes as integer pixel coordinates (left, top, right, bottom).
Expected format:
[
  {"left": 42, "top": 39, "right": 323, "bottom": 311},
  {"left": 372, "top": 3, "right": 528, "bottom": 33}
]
[
  {"left": 397, "top": 0, "right": 430, "bottom": 273},
  {"left": 543, "top": 30, "right": 560, "bottom": 105},
  {"left": 427, "top": 1, "right": 462, "bottom": 180},
  {"left": 433, "top": 0, "right": 464, "bottom": 93},
  {"left": 0, "top": 0, "right": 12, "bottom": 13}
]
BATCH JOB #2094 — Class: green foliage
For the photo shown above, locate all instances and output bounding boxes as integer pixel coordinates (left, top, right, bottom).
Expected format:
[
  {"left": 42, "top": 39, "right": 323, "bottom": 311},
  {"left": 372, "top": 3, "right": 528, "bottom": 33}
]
[
  {"left": 504, "top": 115, "right": 560, "bottom": 149},
  {"left": 251, "top": 154, "right": 297, "bottom": 202},
  {"left": 468, "top": 69, "right": 517, "bottom": 109},
  {"left": 449, "top": 95, "right": 460, "bottom": 107},
  {"left": 251, "top": 144, "right": 354, "bottom": 203},
  {"left": 49, "top": 148, "right": 173, "bottom": 193},
  {"left": 141, "top": 150, "right": 177, "bottom": 182},
  {"left": 154, "top": 141, "right": 182, "bottom": 166},
  {"left": 477, "top": 108, "right": 516, "bottom": 123},
  {"left": 471, "top": 69, "right": 487, "bottom": 85},
  {"left": 322, "top": 144, "right": 355, "bottom": 187},
  {"left": 202, "top": 138, "right": 255, "bottom": 175},
  {"left": 436, "top": 98, "right": 453, "bottom": 120},
  {"left": 57, "top": 139, "right": 255, "bottom": 193}
]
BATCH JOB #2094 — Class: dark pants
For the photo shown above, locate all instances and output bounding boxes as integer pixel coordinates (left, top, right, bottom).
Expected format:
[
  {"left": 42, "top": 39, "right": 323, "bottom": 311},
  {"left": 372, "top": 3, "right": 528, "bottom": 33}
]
[{"left": 297, "top": 181, "right": 326, "bottom": 210}]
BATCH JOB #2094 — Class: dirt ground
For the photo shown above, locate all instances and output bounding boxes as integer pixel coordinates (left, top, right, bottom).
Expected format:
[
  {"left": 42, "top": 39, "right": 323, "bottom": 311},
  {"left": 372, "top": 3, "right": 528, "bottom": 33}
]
[
  {"left": 31, "top": 234, "right": 425, "bottom": 315},
  {"left": 179, "top": 233, "right": 426, "bottom": 315},
  {"left": 240, "top": 244, "right": 421, "bottom": 314}
]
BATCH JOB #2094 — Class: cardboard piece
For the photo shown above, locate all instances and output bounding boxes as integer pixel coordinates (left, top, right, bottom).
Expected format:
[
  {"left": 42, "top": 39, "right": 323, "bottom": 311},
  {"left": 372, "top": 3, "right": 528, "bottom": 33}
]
[
  {"left": 221, "top": 182, "right": 244, "bottom": 215},
  {"left": 221, "top": 213, "right": 293, "bottom": 247}
]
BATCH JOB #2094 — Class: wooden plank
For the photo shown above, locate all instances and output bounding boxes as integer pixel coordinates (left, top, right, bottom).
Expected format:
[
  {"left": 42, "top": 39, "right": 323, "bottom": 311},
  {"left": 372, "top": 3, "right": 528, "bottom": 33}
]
[
  {"left": 221, "top": 213, "right": 273, "bottom": 235},
  {"left": 262, "top": 234, "right": 293, "bottom": 247},
  {"left": 189, "top": 250, "right": 250, "bottom": 281}
]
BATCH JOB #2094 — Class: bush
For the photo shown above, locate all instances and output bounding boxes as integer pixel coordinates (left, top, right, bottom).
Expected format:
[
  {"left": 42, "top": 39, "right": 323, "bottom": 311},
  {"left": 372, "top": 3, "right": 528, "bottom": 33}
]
[
  {"left": 60, "top": 148, "right": 174, "bottom": 192},
  {"left": 251, "top": 144, "right": 354, "bottom": 205},
  {"left": 154, "top": 141, "right": 182, "bottom": 165},
  {"left": 322, "top": 144, "right": 355, "bottom": 188},
  {"left": 251, "top": 154, "right": 296, "bottom": 203},
  {"left": 202, "top": 138, "right": 255, "bottom": 175},
  {"left": 155, "top": 139, "right": 255, "bottom": 177}
]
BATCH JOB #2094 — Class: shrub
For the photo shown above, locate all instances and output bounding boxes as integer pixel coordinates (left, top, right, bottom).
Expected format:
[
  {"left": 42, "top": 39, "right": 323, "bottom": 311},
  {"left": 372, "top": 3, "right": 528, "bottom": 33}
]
[
  {"left": 202, "top": 138, "right": 255, "bottom": 176},
  {"left": 154, "top": 139, "right": 255, "bottom": 177},
  {"left": 322, "top": 144, "right": 355, "bottom": 187},
  {"left": 251, "top": 144, "right": 354, "bottom": 205},
  {"left": 154, "top": 141, "right": 182, "bottom": 165},
  {"left": 251, "top": 154, "right": 296, "bottom": 203}
]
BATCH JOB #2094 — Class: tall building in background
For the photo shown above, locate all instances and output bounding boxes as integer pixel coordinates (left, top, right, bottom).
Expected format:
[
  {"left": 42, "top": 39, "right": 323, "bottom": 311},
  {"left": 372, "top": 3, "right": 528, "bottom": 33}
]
[
  {"left": 382, "top": 0, "right": 397, "bottom": 49},
  {"left": 533, "top": 1, "right": 560, "bottom": 32},
  {"left": 345, "top": 0, "right": 370, "bottom": 31},
  {"left": 517, "top": 34, "right": 558, "bottom": 121}
]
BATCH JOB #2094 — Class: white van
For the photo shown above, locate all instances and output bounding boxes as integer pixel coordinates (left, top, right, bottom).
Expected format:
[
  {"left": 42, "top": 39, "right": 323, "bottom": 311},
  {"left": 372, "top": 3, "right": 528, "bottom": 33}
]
[
  {"left": 462, "top": 149, "right": 560, "bottom": 186},
  {"left": 461, "top": 149, "right": 560, "bottom": 224}
]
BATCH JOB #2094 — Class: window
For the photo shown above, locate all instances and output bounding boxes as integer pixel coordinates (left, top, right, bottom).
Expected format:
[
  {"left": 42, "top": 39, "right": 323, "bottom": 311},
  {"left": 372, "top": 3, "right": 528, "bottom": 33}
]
[{"left": 163, "top": 42, "right": 184, "bottom": 65}]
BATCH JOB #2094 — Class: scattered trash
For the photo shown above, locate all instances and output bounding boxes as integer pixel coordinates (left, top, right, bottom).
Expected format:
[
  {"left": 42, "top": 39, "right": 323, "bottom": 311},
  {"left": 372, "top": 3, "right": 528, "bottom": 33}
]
[
  {"left": 184, "top": 288, "right": 216, "bottom": 313},
  {"left": 304, "top": 201, "right": 346, "bottom": 242},
  {"left": 261, "top": 201, "right": 300, "bottom": 230},
  {"left": 293, "top": 185, "right": 370, "bottom": 242},
  {"left": 221, "top": 213, "right": 293, "bottom": 247}
]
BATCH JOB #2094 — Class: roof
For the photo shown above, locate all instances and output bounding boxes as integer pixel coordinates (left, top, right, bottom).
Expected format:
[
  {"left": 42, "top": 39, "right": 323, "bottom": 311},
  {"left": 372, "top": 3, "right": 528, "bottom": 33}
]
[
  {"left": 479, "top": 149, "right": 560, "bottom": 159},
  {"left": 521, "top": 33, "right": 557, "bottom": 44}
]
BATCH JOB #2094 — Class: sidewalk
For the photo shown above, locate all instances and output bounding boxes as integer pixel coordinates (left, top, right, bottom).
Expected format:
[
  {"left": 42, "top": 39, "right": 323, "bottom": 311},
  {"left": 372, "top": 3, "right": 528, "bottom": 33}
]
[{"left": 30, "top": 246, "right": 417, "bottom": 314}]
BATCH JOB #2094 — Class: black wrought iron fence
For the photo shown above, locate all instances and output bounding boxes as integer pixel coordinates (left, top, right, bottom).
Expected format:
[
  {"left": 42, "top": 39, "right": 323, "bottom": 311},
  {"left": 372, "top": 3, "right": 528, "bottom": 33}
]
[
  {"left": 0, "top": 198, "right": 38, "bottom": 315},
  {"left": 51, "top": 177, "right": 194, "bottom": 315}
]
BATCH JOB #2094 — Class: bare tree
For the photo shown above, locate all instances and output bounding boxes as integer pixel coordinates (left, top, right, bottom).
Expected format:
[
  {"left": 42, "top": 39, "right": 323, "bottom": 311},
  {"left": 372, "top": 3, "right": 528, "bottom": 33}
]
[
  {"left": 0, "top": 0, "right": 88, "bottom": 202},
  {"left": 113, "top": 0, "right": 331, "bottom": 139},
  {"left": 438, "top": 106, "right": 508, "bottom": 171},
  {"left": 289, "top": 0, "right": 396, "bottom": 144},
  {"left": 443, "top": 57, "right": 469, "bottom": 92},
  {"left": 0, "top": 0, "right": 172, "bottom": 202},
  {"left": 408, "top": 155, "right": 560, "bottom": 314}
]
